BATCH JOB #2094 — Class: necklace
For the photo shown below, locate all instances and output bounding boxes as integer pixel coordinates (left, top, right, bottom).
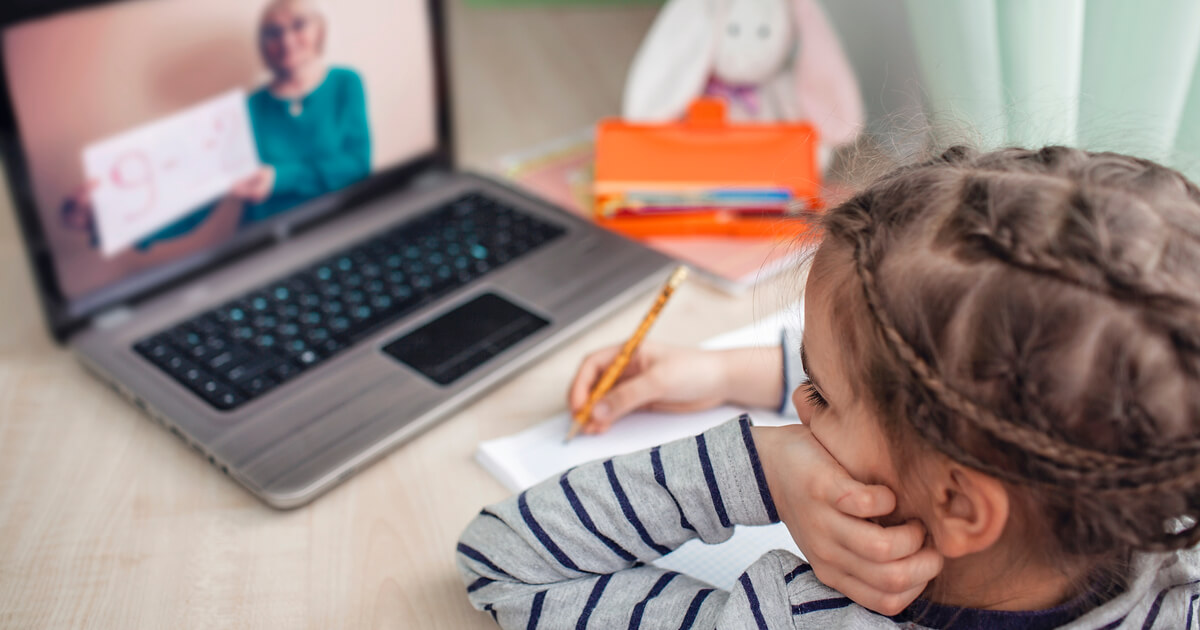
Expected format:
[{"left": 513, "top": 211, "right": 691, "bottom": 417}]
[{"left": 288, "top": 99, "right": 303, "bottom": 117}]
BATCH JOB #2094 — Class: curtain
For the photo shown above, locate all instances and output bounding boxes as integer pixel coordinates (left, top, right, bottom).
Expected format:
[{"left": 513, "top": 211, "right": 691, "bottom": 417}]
[{"left": 904, "top": 0, "right": 1200, "bottom": 180}]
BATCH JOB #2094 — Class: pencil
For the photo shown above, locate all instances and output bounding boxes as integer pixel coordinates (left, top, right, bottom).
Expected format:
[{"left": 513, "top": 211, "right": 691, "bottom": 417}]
[{"left": 565, "top": 265, "right": 689, "bottom": 443}]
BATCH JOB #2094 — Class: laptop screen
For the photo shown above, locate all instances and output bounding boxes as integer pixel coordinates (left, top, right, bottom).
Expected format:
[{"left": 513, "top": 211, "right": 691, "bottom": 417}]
[{"left": 2, "top": 0, "right": 438, "bottom": 308}]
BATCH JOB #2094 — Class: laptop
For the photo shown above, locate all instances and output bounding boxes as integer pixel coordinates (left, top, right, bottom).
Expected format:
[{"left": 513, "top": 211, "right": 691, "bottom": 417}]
[{"left": 0, "top": 0, "right": 672, "bottom": 508}]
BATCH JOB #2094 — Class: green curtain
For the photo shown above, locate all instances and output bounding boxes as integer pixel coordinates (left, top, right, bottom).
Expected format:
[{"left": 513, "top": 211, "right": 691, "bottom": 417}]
[{"left": 905, "top": 0, "right": 1200, "bottom": 180}]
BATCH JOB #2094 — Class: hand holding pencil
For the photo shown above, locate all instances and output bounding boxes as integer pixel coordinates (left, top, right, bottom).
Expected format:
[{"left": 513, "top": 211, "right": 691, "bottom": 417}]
[
  {"left": 567, "top": 341, "right": 737, "bottom": 435},
  {"left": 565, "top": 266, "right": 689, "bottom": 442}
]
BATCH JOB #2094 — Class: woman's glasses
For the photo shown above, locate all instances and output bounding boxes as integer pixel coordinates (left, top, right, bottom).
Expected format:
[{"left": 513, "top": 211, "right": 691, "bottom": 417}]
[{"left": 262, "top": 17, "right": 313, "bottom": 43}]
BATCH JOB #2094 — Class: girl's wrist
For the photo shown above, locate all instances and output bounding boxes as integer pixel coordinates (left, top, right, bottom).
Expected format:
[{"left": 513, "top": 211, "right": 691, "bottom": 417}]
[
  {"left": 749, "top": 425, "right": 784, "bottom": 500},
  {"left": 718, "top": 346, "right": 785, "bottom": 410}
]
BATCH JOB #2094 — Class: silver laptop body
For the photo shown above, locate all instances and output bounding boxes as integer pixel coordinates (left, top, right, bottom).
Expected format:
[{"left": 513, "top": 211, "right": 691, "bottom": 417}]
[
  {"left": 71, "top": 172, "right": 669, "bottom": 508},
  {"left": 0, "top": 0, "right": 671, "bottom": 508}
]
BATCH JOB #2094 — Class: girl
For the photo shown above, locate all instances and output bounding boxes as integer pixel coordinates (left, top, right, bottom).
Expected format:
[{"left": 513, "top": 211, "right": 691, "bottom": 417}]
[{"left": 457, "top": 146, "right": 1200, "bottom": 628}]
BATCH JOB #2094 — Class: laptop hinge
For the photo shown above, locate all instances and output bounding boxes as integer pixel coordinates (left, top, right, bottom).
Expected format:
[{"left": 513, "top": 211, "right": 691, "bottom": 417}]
[
  {"left": 92, "top": 305, "right": 134, "bottom": 330},
  {"left": 411, "top": 169, "right": 451, "bottom": 191}
]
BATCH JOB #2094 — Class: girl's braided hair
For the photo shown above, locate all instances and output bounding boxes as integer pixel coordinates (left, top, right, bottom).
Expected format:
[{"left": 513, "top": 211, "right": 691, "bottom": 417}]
[{"left": 815, "top": 145, "right": 1200, "bottom": 556}]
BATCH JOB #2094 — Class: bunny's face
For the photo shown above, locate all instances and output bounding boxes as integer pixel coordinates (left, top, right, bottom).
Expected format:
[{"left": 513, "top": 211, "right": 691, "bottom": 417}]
[{"left": 711, "top": 0, "right": 793, "bottom": 86}]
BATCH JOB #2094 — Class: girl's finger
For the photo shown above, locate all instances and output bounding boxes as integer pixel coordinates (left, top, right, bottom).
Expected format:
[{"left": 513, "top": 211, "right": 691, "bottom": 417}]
[
  {"left": 828, "top": 515, "right": 927, "bottom": 564},
  {"left": 821, "top": 540, "right": 943, "bottom": 598},
  {"left": 567, "top": 347, "right": 621, "bottom": 410},
  {"left": 816, "top": 542, "right": 945, "bottom": 612},
  {"left": 816, "top": 567, "right": 930, "bottom": 617},
  {"left": 820, "top": 473, "right": 896, "bottom": 519}
]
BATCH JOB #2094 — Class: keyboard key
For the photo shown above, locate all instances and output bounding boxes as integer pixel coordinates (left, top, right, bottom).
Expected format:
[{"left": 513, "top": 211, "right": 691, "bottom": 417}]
[
  {"left": 222, "top": 307, "right": 247, "bottom": 323},
  {"left": 163, "top": 354, "right": 191, "bottom": 376},
  {"left": 305, "top": 327, "right": 331, "bottom": 343},
  {"left": 329, "top": 316, "right": 351, "bottom": 333},
  {"left": 170, "top": 329, "right": 203, "bottom": 349},
  {"left": 199, "top": 380, "right": 243, "bottom": 410},
  {"left": 239, "top": 374, "right": 277, "bottom": 396},
  {"left": 135, "top": 338, "right": 173, "bottom": 363},
  {"left": 226, "top": 354, "right": 281, "bottom": 383},
  {"left": 188, "top": 343, "right": 213, "bottom": 361},
  {"left": 318, "top": 338, "right": 345, "bottom": 355},
  {"left": 273, "top": 362, "right": 300, "bottom": 382},
  {"left": 207, "top": 346, "right": 254, "bottom": 370},
  {"left": 190, "top": 314, "right": 224, "bottom": 335},
  {"left": 181, "top": 365, "right": 209, "bottom": 388}
]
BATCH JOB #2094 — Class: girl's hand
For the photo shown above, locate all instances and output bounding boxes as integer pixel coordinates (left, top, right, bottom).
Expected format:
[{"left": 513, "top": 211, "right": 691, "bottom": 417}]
[
  {"left": 752, "top": 423, "right": 944, "bottom": 616},
  {"left": 568, "top": 343, "right": 786, "bottom": 434},
  {"left": 230, "top": 165, "right": 276, "bottom": 203},
  {"left": 568, "top": 343, "right": 732, "bottom": 434}
]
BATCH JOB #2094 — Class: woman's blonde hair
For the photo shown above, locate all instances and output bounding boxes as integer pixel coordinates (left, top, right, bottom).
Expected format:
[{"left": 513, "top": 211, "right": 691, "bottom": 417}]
[{"left": 257, "top": 0, "right": 328, "bottom": 61}]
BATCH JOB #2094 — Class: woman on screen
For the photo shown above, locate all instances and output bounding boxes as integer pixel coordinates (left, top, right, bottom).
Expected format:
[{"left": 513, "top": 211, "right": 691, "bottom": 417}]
[{"left": 63, "top": 0, "right": 372, "bottom": 247}]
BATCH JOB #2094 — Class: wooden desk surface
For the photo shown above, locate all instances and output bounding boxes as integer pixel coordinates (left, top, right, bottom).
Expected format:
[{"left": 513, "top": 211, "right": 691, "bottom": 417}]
[{"left": 0, "top": 4, "right": 795, "bottom": 627}]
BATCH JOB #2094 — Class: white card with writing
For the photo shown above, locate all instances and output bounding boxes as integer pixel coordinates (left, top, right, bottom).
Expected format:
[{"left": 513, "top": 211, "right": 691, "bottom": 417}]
[{"left": 83, "top": 89, "right": 259, "bottom": 256}]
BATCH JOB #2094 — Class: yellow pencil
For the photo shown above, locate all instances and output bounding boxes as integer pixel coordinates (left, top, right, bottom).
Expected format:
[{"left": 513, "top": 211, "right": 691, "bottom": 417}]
[{"left": 565, "top": 265, "right": 689, "bottom": 443}]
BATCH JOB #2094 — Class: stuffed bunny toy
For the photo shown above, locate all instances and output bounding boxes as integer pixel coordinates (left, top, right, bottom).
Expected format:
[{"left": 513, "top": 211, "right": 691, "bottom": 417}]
[{"left": 623, "top": 0, "right": 863, "bottom": 149}]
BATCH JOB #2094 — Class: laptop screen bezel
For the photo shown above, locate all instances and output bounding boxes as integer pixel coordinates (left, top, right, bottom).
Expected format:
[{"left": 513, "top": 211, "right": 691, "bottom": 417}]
[{"left": 0, "top": 0, "right": 454, "bottom": 342}]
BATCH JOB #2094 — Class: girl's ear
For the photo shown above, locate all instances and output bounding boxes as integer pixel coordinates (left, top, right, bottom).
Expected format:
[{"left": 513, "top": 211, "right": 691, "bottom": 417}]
[
  {"left": 623, "top": 0, "right": 719, "bottom": 122},
  {"left": 926, "top": 465, "right": 1010, "bottom": 559},
  {"left": 788, "top": 0, "right": 863, "bottom": 146}
]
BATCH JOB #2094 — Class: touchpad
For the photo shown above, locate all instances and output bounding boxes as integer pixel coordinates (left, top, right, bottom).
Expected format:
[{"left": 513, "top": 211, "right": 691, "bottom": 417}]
[{"left": 382, "top": 293, "right": 550, "bottom": 385}]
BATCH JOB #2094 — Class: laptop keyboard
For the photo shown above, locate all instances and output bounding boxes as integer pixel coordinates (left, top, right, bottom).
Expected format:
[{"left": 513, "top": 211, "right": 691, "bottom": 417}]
[{"left": 133, "top": 192, "right": 566, "bottom": 412}]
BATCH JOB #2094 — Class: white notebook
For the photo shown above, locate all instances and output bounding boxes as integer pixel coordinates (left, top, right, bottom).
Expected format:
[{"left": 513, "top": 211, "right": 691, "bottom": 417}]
[{"left": 475, "top": 309, "right": 807, "bottom": 590}]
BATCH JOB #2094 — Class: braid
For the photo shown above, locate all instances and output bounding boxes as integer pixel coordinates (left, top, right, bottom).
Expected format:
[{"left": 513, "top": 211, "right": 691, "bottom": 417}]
[
  {"left": 958, "top": 180, "right": 1200, "bottom": 358},
  {"left": 821, "top": 145, "right": 1200, "bottom": 555},
  {"left": 852, "top": 231, "right": 1200, "bottom": 495}
]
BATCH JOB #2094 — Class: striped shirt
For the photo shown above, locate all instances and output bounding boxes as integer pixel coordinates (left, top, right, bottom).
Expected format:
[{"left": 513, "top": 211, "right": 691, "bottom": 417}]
[{"left": 457, "top": 333, "right": 1200, "bottom": 628}]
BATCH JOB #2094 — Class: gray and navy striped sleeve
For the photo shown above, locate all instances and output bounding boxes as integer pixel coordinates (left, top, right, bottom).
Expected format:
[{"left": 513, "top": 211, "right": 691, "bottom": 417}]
[{"left": 457, "top": 415, "right": 782, "bottom": 629}]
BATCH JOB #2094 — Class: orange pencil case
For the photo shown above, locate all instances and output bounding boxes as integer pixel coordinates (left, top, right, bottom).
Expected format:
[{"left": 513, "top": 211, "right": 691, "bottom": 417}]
[{"left": 593, "top": 98, "right": 823, "bottom": 218}]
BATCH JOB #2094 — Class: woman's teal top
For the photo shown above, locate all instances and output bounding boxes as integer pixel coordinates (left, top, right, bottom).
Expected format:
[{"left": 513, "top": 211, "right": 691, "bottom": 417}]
[{"left": 142, "top": 66, "right": 371, "bottom": 244}]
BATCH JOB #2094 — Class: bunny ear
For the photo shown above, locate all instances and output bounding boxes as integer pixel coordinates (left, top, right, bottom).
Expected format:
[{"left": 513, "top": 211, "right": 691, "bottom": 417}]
[
  {"left": 790, "top": 0, "right": 863, "bottom": 146},
  {"left": 623, "top": 0, "right": 718, "bottom": 122}
]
